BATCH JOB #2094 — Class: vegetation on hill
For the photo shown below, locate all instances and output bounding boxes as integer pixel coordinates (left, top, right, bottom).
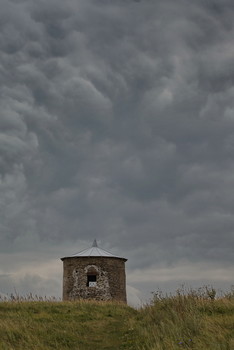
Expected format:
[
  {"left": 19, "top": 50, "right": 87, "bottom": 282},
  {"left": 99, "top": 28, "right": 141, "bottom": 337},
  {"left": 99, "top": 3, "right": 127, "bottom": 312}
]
[{"left": 0, "top": 287, "right": 233, "bottom": 350}]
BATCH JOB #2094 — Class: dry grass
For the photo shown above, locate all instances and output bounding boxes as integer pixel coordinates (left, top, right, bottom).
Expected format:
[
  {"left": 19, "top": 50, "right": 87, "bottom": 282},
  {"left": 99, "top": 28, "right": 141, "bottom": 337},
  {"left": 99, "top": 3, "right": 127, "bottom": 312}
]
[{"left": 0, "top": 286, "right": 233, "bottom": 350}]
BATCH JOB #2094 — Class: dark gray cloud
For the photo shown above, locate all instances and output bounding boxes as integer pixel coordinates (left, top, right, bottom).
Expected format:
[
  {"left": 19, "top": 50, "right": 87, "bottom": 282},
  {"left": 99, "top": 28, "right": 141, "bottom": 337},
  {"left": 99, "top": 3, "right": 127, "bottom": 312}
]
[{"left": 0, "top": 0, "right": 234, "bottom": 302}]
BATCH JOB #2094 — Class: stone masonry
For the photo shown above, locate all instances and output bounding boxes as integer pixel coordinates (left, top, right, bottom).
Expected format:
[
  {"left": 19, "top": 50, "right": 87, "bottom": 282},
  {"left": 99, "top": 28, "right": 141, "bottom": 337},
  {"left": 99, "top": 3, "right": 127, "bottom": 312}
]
[{"left": 61, "top": 256, "right": 127, "bottom": 303}]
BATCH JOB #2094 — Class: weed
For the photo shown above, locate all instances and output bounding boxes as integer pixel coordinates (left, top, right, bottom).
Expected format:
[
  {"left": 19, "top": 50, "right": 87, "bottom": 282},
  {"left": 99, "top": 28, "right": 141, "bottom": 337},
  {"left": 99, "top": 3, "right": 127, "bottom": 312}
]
[{"left": 0, "top": 287, "right": 233, "bottom": 349}]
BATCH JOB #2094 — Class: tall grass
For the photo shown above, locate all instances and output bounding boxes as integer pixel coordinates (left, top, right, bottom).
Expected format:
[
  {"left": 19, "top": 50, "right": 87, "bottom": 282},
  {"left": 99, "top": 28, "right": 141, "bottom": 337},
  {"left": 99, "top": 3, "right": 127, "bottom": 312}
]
[
  {"left": 135, "top": 286, "right": 234, "bottom": 350},
  {"left": 0, "top": 286, "right": 233, "bottom": 350}
]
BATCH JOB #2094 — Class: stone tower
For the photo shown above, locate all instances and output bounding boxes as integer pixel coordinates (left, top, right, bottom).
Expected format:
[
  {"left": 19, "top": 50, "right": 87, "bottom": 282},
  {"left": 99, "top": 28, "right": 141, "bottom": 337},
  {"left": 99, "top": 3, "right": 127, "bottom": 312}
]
[{"left": 61, "top": 240, "right": 127, "bottom": 303}]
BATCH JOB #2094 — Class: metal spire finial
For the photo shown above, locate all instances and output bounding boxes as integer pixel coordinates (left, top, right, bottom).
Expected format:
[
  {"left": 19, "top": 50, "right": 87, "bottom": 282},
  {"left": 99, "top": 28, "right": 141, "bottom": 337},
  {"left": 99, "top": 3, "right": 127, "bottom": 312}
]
[{"left": 92, "top": 239, "right": 98, "bottom": 247}]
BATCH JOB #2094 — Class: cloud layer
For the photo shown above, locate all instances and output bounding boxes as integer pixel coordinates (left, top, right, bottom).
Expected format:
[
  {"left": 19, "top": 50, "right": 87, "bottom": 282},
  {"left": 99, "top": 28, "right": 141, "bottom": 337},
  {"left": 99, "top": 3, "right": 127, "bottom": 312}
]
[{"left": 0, "top": 0, "right": 234, "bottom": 302}]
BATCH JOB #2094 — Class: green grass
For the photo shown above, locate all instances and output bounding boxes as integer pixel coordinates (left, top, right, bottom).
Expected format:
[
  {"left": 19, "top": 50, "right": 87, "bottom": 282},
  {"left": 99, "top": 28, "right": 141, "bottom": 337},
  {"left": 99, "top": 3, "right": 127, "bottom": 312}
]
[{"left": 0, "top": 288, "right": 233, "bottom": 350}]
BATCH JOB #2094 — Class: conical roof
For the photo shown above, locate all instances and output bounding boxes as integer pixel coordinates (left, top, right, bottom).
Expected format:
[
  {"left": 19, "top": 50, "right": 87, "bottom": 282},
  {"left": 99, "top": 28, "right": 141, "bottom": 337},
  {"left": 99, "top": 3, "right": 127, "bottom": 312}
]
[{"left": 61, "top": 240, "right": 127, "bottom": 261}]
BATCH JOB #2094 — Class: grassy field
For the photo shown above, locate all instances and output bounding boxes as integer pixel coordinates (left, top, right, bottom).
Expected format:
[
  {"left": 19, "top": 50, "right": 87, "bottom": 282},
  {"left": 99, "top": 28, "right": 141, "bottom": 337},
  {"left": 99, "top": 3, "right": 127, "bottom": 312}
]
[{"left": 0, "top": 288, "right": 233, "bottom": 350}]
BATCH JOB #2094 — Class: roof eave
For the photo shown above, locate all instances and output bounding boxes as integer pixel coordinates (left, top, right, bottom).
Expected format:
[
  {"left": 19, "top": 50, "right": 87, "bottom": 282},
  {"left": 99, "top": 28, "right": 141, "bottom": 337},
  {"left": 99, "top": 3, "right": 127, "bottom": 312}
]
[{"left": 61, "top": 256, "right": 127, "bottom": 262}]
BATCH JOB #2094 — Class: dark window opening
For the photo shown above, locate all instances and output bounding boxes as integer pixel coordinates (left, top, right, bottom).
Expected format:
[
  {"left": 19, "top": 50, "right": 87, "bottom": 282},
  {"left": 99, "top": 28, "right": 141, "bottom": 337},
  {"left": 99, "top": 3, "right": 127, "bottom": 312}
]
[{"left": 87, "top": 275, "right": 97, "bottom": 287}]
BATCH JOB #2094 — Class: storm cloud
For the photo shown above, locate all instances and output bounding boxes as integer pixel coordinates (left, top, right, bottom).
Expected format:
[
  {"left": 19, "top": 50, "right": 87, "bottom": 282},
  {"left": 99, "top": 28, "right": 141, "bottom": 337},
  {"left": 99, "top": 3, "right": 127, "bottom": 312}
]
[{"left": 0, "top": 0, "right": 234, "bottom": 302}]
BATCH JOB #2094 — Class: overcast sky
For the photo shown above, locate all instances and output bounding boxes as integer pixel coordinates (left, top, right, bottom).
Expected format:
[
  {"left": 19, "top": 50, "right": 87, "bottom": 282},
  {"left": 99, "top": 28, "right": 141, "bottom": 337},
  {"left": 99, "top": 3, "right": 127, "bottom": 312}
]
[{"left": 0, "top": 0, "right": 234, "bottom": 305}]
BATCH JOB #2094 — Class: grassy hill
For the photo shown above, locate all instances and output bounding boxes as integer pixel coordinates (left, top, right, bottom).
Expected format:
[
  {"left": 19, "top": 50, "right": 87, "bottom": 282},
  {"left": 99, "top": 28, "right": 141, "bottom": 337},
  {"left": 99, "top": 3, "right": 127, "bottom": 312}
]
[{"left": 0, "top": 288, "right": 233, "bottom": 350}]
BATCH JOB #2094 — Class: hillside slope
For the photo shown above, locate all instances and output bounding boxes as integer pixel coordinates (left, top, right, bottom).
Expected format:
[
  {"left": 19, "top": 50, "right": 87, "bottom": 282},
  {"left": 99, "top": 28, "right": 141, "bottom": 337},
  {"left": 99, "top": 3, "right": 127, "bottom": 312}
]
[{"left": 0, "top": 293, "right": 233, "bottom": 350}]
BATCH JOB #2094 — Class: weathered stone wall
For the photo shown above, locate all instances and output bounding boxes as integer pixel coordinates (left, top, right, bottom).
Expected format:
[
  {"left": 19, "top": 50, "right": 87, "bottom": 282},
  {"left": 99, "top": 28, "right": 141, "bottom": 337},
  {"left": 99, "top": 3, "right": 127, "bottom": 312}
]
[{"left": 62, "top": 257, "right": 127, "bottom": 303}]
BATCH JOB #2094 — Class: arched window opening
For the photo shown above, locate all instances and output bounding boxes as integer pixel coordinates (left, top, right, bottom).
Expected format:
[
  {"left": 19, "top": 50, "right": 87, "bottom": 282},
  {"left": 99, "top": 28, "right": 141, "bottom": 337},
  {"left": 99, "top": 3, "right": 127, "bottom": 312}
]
[
  {"left": 87, "top": 268, "right": 98, "bottom": 287},
  {"left": 87, "top": 274, "right": 97, "bottom": 287}
]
